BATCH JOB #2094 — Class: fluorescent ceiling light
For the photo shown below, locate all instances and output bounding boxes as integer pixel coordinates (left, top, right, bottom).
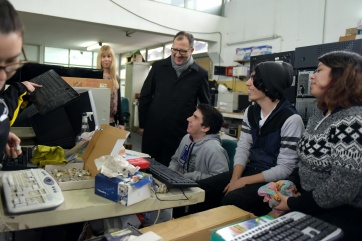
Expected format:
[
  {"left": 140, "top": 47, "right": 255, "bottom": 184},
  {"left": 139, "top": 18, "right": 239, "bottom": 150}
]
[{"left": 87, "top": 42, "right": 103, "bottom": 51}]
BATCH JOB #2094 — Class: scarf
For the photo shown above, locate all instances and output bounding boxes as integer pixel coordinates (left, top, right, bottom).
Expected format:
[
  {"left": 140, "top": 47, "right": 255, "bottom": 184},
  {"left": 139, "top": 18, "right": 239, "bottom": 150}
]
[{"left": 171, "top": 55, "right": 194, "bottom": 77}]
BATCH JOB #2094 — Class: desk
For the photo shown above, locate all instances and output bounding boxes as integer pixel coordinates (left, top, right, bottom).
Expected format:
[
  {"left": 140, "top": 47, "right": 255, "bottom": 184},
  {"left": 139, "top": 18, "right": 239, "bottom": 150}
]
[
  {"left": 0, "top": 185, "right": 204, "bottom": 232},
  {"left": 10, "top": 127, "right": 37, "bottom": 146}
]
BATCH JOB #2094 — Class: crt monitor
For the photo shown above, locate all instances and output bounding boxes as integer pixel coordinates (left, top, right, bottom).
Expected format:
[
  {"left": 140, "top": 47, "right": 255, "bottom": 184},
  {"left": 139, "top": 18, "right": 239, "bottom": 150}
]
[
  {"left": 25, "top": 89, "right": 107, "bottom": 149},
  {"left": 7, "top": 63, "right": 103, "bottom": 85}
]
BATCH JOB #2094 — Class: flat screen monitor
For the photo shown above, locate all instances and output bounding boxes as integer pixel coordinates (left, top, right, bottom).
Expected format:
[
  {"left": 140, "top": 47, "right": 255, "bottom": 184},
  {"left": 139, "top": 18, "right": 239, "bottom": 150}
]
[{"left": 74, "top": 88, "right": 110, "bottom": 128}]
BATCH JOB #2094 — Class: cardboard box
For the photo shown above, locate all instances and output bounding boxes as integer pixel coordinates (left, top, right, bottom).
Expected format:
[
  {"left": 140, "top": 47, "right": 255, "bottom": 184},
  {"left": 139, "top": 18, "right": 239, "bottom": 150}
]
[
  {"left": 94, "top": 172, "right": 151, "bottom": 206},
  {"left": 250, "top": 45, "right": 272, "bottom": 56},
  {"left": 345, "top": 27, "right": 358, "bottom": 36},
  {"left": 339, "top": 34, "right": 362, "bottom": 42},
  {"left": 44, "top": 125, "right": 130, "bottom": 190},
  {"left": 139, "top": 205, "right": 256, "bottom": 241},
  {"left": 45, "top": 162, "right": 94, "bottom": 191},
  {"left": 83, "top": 124, "right": 130, "bottom": 177},
  {"left": 62, "top": 77, "right": 113, "bottom": 89},
  {"left": 234, "top": 47, "right": 252, "bottom": 61}
]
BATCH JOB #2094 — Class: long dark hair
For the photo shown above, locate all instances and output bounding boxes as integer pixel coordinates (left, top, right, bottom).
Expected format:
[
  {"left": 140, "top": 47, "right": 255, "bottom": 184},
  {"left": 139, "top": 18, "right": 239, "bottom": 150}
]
[
  {"left": 0, "top": 0, "right": 23, "bottom": 36},
  {"left": 317, "top": 51, "right": 362, "bottom": 110}
]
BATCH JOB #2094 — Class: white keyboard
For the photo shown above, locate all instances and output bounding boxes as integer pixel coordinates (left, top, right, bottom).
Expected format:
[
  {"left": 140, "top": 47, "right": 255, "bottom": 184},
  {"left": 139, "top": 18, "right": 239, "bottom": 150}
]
[
  {"left": 124, "top": 149, "right": 150, "bottom": 159},
  {"left": 230, "top": 211, "right": 343, "bottom": 241},
  {"left": 2, "top": 168, "right": 64, "bottom": 214}
]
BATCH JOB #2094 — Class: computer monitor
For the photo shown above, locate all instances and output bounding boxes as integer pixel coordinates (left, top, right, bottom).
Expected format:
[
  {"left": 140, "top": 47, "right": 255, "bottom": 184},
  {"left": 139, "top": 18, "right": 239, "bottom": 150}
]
[
  {"left": 7, "top": 63, "right": 103, "bottom": 85},
  {"left": 24, "top": 88, "right": 109, "bottom": 149},
  {"left": 74, "top": 88, "right": 110, "bottom": 128}
]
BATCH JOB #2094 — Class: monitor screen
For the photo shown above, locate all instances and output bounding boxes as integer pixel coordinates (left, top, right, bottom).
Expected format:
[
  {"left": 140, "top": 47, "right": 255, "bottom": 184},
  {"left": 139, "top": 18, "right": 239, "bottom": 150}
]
[{"left": 74, "top": 88, "right": 110, "bottom": 128}]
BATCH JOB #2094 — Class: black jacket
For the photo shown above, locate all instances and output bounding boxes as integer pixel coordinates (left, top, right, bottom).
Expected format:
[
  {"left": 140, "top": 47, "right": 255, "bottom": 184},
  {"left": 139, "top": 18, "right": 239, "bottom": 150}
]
[{"left": 139, "top": 56, "right": 210, "bottom": 165}]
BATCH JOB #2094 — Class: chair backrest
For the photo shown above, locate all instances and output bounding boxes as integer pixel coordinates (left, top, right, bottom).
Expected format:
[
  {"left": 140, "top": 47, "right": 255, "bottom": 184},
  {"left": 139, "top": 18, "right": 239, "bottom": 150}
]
[{"left": 221, "top": 139, "right": 237, "bottom": 170}]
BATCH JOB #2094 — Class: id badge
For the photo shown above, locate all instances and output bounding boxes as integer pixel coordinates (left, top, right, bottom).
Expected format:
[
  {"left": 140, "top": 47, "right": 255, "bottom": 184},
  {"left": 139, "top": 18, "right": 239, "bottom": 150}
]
[{"left": 180, "top": 144, "right": 189, "bottom": 164}]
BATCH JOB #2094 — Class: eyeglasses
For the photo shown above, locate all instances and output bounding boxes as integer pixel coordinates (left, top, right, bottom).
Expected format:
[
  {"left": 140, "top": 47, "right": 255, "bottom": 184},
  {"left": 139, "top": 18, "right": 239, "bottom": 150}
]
[
  {"left": 0, "top": 61, "right": 27, "bottom": 74},
  {"left": 171, "top": 48, "right": 190, "bottom": 55}
]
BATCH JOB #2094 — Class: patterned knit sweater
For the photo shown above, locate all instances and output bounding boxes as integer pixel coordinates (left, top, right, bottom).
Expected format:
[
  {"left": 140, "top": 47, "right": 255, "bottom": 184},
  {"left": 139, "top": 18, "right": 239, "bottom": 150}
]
[{"left": 288, "top": 105, "right": 362, "bottom": 213}]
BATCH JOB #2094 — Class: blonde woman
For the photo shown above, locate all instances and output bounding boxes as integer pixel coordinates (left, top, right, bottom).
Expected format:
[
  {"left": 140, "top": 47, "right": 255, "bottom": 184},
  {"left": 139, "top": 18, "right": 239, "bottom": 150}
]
[{"left": 96, "top": 45, "right": 124, "bottom": 128}]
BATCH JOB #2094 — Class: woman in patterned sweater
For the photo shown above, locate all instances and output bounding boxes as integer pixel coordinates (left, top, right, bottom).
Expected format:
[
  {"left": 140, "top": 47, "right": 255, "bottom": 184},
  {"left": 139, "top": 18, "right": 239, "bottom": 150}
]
[{"left": 277, "top": 51, "right": 362, "bottom": 240}]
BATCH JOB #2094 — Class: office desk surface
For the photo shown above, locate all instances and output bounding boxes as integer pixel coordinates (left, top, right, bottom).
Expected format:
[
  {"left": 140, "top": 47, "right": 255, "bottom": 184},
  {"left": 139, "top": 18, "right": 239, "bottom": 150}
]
[{"left": 0, "top": 186, "right": 205, "bottom": 232}]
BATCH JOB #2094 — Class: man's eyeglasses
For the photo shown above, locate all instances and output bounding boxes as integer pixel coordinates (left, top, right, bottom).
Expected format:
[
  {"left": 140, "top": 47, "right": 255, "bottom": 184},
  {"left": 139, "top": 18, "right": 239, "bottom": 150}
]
[
  {"left": 0, "top": 61, "right": 27, "bottom": 74},
  {"left": 171, "top": 48, "right": 190, "bottom": 55}
]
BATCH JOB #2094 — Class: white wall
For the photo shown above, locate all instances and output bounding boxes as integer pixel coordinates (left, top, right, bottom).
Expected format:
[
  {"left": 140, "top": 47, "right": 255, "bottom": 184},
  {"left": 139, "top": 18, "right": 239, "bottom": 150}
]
[
  {"left": 222, "top": 0, "right": 362, "bottom": 66},
  {"left": 10, "top": 0, "right": 225, "bottom": 53},
  {"left": 10, "top": 0, "right": 362, "bottom": 67}
]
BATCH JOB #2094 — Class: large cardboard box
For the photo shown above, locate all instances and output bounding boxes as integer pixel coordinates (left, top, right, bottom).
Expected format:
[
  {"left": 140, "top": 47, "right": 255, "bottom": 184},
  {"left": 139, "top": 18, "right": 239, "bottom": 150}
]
[
  {"left": 139, "top": 206, "right": 256, "bottom": 241},
  {"left": 62, "top": 76, "right": 113, "bottom": 89},
  {"left": 83, "top": 124, "right": 130, "bottom": 177}
]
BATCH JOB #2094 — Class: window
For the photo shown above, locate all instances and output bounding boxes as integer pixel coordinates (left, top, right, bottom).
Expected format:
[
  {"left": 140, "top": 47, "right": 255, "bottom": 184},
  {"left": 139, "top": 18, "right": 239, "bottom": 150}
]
[
  {"left": 147, "top": 47, "right": 163, "bottom": 61},
  {"left": 164, "top": 43, "right": 172, "bottom": 58},
  {"left": 93, "top": 52, "right": 99, "bottom": 67},
  {"left": 193, "top": 40, "right": 208, "bottom": 54},
  {"left": 70, "top": 50, "right": 92, "bottom": 66},
  {"left": 140, "top": 49, "right": 147, "bottom": 62},
  {"left": 150, "top": 0, "right": 223, "bottom": 15},
  {"left": 44, "top": 47, "right": 69, "bottom": 65}
]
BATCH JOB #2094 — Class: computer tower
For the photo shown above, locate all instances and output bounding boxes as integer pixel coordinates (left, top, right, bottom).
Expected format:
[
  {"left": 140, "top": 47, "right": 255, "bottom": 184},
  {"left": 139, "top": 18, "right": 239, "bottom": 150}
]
[{"left": 294, "top": 39, "right": 362, "bottom": 125}]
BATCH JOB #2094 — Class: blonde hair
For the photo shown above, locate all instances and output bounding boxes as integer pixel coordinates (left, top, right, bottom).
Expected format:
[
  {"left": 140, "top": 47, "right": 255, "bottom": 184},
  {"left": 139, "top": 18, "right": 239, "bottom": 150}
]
[{"left": 97, "top": 45, "right": 119, "bottom": 89}]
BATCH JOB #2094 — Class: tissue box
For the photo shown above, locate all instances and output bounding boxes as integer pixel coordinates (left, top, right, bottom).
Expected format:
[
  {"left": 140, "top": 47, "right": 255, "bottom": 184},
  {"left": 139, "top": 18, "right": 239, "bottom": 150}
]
[
  {"left": 250, "top": 45, "right": 272, "bottom": 56},
  {"left": 45, "top": 162, "right": 94, "bottom": 191},
  {"left": 234, "top": 47, "right": 252, "bottom": 61},
  {"left": 95, "top": 172, "right": 152, "bottom": 206}
]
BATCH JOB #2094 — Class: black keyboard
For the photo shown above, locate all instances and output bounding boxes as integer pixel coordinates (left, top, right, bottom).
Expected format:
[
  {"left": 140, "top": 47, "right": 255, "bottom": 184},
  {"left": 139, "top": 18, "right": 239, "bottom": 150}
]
[
  {"left": 29, "top": 69, "right": 79, "bottom": 115},
  {"left": 146, "top": 158, "right": 198, "bottom": 189},
  {"left": 231, "top": 211, "right": 343, "bottom": 241},
  {"left": 1, "top": 146, "right": 38, "bottom": 171}
]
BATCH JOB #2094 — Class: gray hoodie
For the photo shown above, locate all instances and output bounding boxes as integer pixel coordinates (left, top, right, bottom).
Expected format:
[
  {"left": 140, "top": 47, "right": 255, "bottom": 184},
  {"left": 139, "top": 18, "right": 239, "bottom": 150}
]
[{"left": 168, "top": 134, "right": 229, "bottom": 181}]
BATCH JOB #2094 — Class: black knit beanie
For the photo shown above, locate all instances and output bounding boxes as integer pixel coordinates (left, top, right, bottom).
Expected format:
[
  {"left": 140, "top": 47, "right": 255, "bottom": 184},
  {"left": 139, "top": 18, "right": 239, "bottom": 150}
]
[{"left": 254, "top": 61, "right": 294, "bottom": 99}]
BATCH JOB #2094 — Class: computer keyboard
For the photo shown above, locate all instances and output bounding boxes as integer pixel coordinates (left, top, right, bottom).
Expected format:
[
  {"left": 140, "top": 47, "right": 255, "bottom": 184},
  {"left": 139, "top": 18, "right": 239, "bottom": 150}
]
[
  {"left": 124, "top": 149, "right": 151, "bottom": 159},
  {"left": 1, "top": 146, "right": 38, "bottom": 171},
  {"left": 146, "top": 158, "right": 198, "bottom": 189},
  {"left": 29, "top": 69, "right": 79, "bottom": 115},
  {"left": 231, "top": 211, "right": 343, "bottom": 241},
  {"left": 2, "top": 168, "right": 64, "bottom": 214}
]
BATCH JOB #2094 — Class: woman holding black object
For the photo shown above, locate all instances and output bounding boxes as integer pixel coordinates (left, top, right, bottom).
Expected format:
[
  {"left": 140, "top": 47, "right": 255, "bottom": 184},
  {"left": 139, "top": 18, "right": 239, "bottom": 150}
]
[
  {"left": 96, "top": 45, "right": 124, "bottom": 128},
  {"left": 276, "top": 51, "right": 362, "bottom": 240},
  {"left": 0, "top": 0, "right": 28, "bottom": 157}
]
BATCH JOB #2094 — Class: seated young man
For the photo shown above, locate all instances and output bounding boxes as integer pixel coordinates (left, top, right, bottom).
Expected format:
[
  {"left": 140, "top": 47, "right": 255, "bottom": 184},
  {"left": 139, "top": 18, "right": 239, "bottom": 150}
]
[
  {"left": 168, "top": 103, "right": 229, "bottom": 181},
  {"left": 184, "top": 62, "right": 304, "bottom": 217}
]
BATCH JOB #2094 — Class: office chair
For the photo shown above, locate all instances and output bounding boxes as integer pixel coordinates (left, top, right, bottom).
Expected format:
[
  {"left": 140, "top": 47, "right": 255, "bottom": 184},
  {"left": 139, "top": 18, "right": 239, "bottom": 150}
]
[{"left": 221, "top": 139, "right": 237, "bottom": 170}]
